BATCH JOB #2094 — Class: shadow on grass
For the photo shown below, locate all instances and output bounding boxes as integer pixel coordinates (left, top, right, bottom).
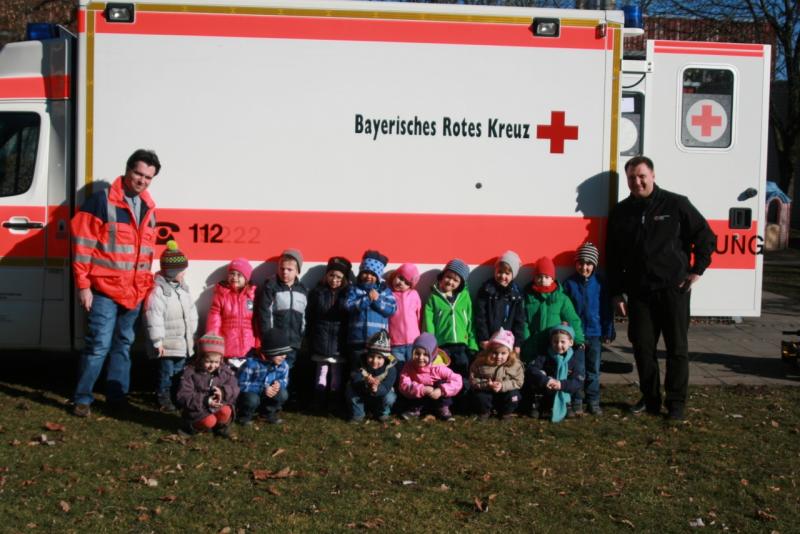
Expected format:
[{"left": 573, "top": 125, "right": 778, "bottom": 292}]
[{"left": 0, "top": 351, "right": 183, "bottom": 432}]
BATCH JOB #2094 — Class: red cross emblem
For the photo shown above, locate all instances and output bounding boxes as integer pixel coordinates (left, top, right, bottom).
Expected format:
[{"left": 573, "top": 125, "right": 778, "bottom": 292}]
[
  {"left": 691, "top": 104, "right": 723, "bottom": 137},
  {"left": 536, "top": 111, "right": 579, "bottom": 154}
]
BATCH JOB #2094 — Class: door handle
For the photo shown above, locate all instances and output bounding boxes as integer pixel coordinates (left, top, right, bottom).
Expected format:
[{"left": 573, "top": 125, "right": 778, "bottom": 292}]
[{"left": 2, "top": 217, "right": 44, "bottom": 232}]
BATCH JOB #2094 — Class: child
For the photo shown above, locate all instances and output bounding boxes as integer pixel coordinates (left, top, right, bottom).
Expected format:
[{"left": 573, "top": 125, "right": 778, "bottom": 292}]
[
  {"left": 522, "top": 256, "right": 585, "bottom": 416},
  {"left": 346, "top": 330, "right": 398, "bottom": 423},
  {"left": 144, "top": 240, "right": 199, "bottom": 412},
  {"left": 527, "top": 325, "right": 585, "bottom": 423},
  {"left": 206, "top": 257, "right": 259, "bottom": 368},
  {"left": 306, "top": 256, "right": 352, "bottom": 412},
  {"left": 469, "top": 328, "right": 524, "bottom": 420},
  {"left": 344, "top": 250, "right": 397, "bottom": 366},
  {"left": 237, "top": 328, "right": 291, "bottom": 425},
  {"left": 423, "top": 258, "right": 478, "bottom": 391},
  {"left": 175, "top": 333, "right": 239, "bottom": 437},
  {"left": 474, "top": 250, "right": 526, "bottom": 354},
  {"left": 257, "top": 248, "right": 307, "bottom": 369},
  {"left": 398, "top": 333, "right": 463, "bottom": 422},
  {"left": 387, "top": 263, "right": 421, "bottom": 364},
  {"left": 562, "top": 243, "right": 616, "bottom": 416}
]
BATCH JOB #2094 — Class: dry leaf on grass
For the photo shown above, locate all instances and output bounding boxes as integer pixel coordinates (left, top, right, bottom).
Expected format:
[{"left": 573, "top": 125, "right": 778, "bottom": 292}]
[
  {"left": 609, "top": 515, "right": 635, "bottom": 528},
  {"left": 252, "top": 467, "right": 297, "bottom": 480},
  {"left": 160, "top": 495, "right": 177, "bottom": 502},
  {"left": 474, "top": 494, "right": 497, "bottom": 513},
  {"left": 59, "top": 500, "right": 70, "bottom": 513},
  {"left": 158, "top": 434, "right": 188, "bottom": 444},
  {"left": 271, "top": 448, "right": 286, "bottom": 458},
  {"left": 346, "top": 518, "right": 385, "bottom": 529},
  {"left": 43, "top": 422, "right": 66, "bottom": 432},
  {"left": 756, "top": 509, "right": 777, "bottom": 521},
  {"left": 266, "top": 486, "right": 281, "bottom": 496},
  {"left": 139, "top": 476, "right": 158, "bottom": 487}
]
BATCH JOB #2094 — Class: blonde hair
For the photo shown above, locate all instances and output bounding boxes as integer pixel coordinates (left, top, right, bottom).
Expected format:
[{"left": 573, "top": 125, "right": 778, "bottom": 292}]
[{"left": 475, "top": 343, "right": 518, "bottom": 367}]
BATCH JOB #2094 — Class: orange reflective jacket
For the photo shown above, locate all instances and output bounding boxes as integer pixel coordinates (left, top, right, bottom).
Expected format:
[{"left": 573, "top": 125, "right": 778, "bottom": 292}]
[{"left": 71, "top": 177, "right": 156, "bottom": 309}]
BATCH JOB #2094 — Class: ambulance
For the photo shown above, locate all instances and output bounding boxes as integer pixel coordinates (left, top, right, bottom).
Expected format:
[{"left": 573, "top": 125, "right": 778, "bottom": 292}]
[{"left": 0, "top": 0, "right": 771, "bottom": 351}]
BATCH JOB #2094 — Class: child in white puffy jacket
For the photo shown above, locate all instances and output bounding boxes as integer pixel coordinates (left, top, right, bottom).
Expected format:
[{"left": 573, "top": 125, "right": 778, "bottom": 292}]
[{"left": 144, "top": 241, "right": 198, "bottom": 412}]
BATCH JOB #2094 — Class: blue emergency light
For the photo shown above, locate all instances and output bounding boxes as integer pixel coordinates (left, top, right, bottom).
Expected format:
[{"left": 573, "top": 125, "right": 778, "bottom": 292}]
[
  {"left": 25, "top": 23, "right": 59, "bottom": 41},
  {"left": 623, "top": 5, "right": 643, "bottom": 29}
]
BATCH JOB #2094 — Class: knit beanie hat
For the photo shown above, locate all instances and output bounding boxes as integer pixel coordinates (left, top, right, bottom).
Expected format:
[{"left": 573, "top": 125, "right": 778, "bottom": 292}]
[
  {"left": 326, "top": 256, "right": 352, "bottom": 278},
  {"left": 261, "top": 328, "right": 291, "bottom": 358},
  {"left": 228, "top": 257, "right": 253, "bottom": 282},
  {"left": 360, "top": 250, "right": 389, "bottom": 279},
  {"left": 393, "top": 263, "right": 420, "bottom": 288},
  {"left": 412, "top": 333, "right": 438, "bottom": 362},
  {"left": 443, "top": 258, "right": 469, "bottom": 284},
  {"left": 534, "top": 256, "right": 556, "bottom": 278},
  {"left": 199, "top": 332, "right": 225, "bottom": 355},
  {"left": 281, "top": 248, "right": 303, "bottom": 272},
  {"left": 366, "top": 330, "right": 392, "bottom": 355},
  {"left": 496, "top": 250, "right": 521, "bottom": 279},
  {"left": 574, "top": 242, "right": 599, "bottom": 267},
  {"left": 488, "top": 328, "right": 515, "bottom": 351},
  {"left": 550, "top": 324, "right": 575, "bottom": 340},
  {"left": 160, "top": 240, "right": 188, "bottom": 279}
]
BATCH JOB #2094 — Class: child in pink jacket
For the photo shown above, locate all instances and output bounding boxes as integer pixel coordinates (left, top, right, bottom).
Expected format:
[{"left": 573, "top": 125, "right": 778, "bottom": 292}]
[
  {"left": 206, "top": 258, "right": 260, "bottom": 369},
  {"left": 387, "top": 263, "right": 421, "bottom": 365},
  {"left": 398, "top": 333, "right": 463, "bottom": 422}
]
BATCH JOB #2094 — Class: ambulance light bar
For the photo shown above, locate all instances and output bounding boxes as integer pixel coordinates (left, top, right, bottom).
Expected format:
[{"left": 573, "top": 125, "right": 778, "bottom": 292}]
[
  {"left": 105, "top": 3, "right": 135, "bottom": 23},
  {"left": 531, "top": 18, "right": 560, "bottom": 37},
  {"left": 25, "top": 23, "right": 59, "bottom": 41},
  {"left": 623, "top": 5, "right": 643, "bottom": 29}
]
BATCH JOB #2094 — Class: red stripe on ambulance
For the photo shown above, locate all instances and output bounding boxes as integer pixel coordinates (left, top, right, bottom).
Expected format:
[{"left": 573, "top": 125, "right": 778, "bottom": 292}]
[
  {"left": 92, "top": 11, "right": 609, "bottom": 50},
  {"left": 0, "top": 75, "right": 70, "bottom": 100}
]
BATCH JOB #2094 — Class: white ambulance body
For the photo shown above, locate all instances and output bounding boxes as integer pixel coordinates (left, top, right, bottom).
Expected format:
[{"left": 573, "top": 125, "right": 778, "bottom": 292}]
[{"left": 0, "top": 0, "right": 770, "bottom": 351}]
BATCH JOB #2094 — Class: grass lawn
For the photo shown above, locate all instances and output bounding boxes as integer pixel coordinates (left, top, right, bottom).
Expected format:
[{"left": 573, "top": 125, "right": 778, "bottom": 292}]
[{"left": 1, "top": 379, "right": 798, "bottom": 532}]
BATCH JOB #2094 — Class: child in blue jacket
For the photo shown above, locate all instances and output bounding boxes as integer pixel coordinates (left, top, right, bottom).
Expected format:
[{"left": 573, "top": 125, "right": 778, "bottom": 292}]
[
  {"left": 344, "top": 250, "right": 397, "bottom": 366},
  {"left": 237, "top": 328, "right": 291, "bottom": 425},
  {"left": 562, "top": 242, "right": 615, "bottom": 415},
  {"left": 346, "top": 330, "right": 398, "bottom": 423},
  {"left": 528, "top": 325, "right": 584, "bottom": 423}
]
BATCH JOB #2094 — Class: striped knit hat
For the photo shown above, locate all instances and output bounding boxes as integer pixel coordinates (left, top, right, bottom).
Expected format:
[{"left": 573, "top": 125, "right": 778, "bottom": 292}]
[
  {"left": 198, "top": 332, "right": 225, "bottom": 355},
  {"left": 574, "top": 242, "right": 600, "bottom": 267},
  {"left": 160, "top": 240, "right": 188, "bottom": 279}
]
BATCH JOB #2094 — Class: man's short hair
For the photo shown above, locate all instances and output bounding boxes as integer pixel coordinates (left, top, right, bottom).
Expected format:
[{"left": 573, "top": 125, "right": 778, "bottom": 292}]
[
  {"left": 624, "top": 155, "right": 654, "bottom": 173},
  {"left": 126, "top": 149, "right": 161, "bottom": 176}
]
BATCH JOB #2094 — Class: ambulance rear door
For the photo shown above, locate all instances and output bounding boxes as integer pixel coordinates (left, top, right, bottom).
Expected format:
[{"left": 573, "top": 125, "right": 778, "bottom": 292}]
[{"left": 641, "top": 39, "right": 770, "bottom": 316}]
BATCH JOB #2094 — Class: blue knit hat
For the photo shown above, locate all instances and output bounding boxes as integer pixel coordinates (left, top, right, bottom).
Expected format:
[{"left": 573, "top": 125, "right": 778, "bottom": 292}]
[
  {"left": 442, "top": 258, "right": 469, "bottom": 285},
  {"left": 360, "top": 250, "right": 388, "bottom": 279},
  {"left": 550, "top": 324, "right": 575, "bottom": 340}
]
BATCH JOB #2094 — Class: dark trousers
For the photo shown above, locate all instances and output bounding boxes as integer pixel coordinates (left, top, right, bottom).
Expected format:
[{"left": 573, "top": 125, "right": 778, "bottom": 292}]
[
  {"left": 238, "top": 389, "right": 288, "bottom": 422},
  {"left": 628, "top": 287, "right": 690, "bottom": 410},
  {"left": 441, "top": 343, "right": 471, "bottom": 392},
  {"left": 471, "top": 389, "right": 520, "bottom": 416}
]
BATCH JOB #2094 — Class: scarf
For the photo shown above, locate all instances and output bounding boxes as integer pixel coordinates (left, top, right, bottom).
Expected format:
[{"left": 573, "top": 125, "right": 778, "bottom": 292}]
[
  {"left": 533, "top": 283, "right": 558, "bottom": 294},
  {"left": 550, "top": 347, "right": 573, "bottom": 423}
]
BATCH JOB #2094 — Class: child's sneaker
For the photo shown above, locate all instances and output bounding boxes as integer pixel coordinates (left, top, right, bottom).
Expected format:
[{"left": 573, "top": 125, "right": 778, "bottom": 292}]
[
  {"left": 265, "top": 413, "right": 284, "bottom": 425},
  {"left": 376, "top": 414, "right": 391, "bottom": 423},
  {"left": 528, "top": 404, "right": 540, "bottom": 419},
  {"left": 400, "top": 407, "right": 421, "bottom": 420},
  {"left": 213, "top": 423, "right": 232, "bottom": 439},
  {"left": 177, "top": 423, "right": 197, "bottom": 438},
  {"left": 72, "top": 403, "right": 91, "bottom": 418},
  {"left": 349, "top": 415, "right": 365, "bottom": 424},
  {"left": 476, "top": 412, "right": 490, "bottom": 421},
  {"left": 437, "top": 405, "right": 455, "bottom": 422},
  {"left": 157, "top": 393, "right": 177, "bottom": 413},
  {"left": 588, "top": 402, "right": 604, "bottom": 416},
  {"left": 566, "top": 405, "right": 576, "bottom": 419},
  {"left": 572, "top": 404, "right": 585, "bottom": 417}
]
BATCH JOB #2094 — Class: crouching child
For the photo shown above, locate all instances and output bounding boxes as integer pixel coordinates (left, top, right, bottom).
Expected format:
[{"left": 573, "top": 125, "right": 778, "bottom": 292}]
[
  {"left": 346, "top": 330, "right": 398, "bottom": 423},
  {"left": 176, "top": 333, "right": 239, "bottom": 437},
  {"left": 527, "top": 325, "right": 585, "bottom": 423},
  {"left": 398, "top": 333, "right": 463, "bottom": 422},
  {"left": 469, "top": 328, "right": 524, "bottom": 420},
  {"left": 237, "top": 328, "right": 290, "bottom": 425}
]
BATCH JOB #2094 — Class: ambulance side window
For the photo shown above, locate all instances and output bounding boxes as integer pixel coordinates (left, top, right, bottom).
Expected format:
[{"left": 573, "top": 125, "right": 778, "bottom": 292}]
[
  {"left": 0, "top": 112, "right": 41, "bottom": 198},
  {"left": 680, "top": 68, "right": 734, "bottom": 149}
]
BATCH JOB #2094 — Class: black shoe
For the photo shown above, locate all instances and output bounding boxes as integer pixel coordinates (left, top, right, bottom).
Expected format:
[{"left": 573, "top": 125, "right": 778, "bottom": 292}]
[
  {"left": 528, "top": 404, "right": 540, "bottom": 419},
  {"left": 72, "top": 403, "right": 91, "bottom": 418},
  {"left": 630, "top": 397, "right": 661, "bottom": 416},
  {"left": 666, "top": 404, "right": 686, "bottom": 421},
  {"left": 213, "top": 424, "right": 232, "bottom": 438}
]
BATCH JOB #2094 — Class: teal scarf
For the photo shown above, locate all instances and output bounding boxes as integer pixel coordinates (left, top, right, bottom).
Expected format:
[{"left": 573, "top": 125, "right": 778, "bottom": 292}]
[{"left": 550, "top": 347, "right": 573, "bottom": 423}]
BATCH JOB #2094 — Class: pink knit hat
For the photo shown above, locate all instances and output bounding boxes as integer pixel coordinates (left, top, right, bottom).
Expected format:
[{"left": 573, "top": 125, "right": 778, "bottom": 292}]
[
  {"left": 488, "top": 328, "right": 515, "bottom": 351},
  {"left": 228, "top": 258, "right": 253, "bottom": 281},
  {"left": 394, "top": 263, "right": 420, "bottom": 288}
]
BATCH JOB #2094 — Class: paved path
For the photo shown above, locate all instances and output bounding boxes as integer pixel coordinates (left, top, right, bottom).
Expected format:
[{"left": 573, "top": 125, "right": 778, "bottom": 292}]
[{"left": 601, "top": 290, "right": 800, "bottom": 387}]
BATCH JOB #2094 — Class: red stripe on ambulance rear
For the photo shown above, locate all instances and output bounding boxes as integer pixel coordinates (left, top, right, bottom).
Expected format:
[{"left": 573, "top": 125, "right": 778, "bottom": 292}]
[{"left": 93, "top": 12, "right": 608, "bottom": 50}]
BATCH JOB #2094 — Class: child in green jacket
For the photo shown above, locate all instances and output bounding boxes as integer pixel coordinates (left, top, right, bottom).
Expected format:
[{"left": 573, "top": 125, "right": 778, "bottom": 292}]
[
  {"left": 423, "top": 258, "right": 479, "bottom": 394},
  {"left": 521, "top": 256, "right": 585, "bottom": 362}
]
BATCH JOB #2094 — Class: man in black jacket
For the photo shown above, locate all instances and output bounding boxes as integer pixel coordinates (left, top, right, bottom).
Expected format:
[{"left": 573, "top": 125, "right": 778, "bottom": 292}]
[{"left": 606, "top": 156, "right": 716, "bottom": 420}]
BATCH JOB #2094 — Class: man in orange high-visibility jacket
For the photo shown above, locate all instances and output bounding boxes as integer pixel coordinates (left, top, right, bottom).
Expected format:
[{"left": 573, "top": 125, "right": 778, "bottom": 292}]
[{"left": 71, "top": 149, "right": 161, "bottom": 417}]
